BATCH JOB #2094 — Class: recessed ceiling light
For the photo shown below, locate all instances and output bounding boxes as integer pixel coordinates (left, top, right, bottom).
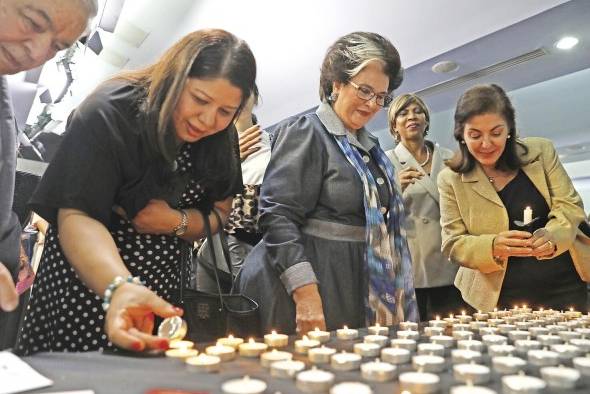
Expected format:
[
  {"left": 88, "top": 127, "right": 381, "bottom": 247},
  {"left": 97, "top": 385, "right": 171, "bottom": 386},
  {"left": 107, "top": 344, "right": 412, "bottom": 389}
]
[
  {"left": 431, "top": 60, "right": 459, "bottom": 74},
  {"left": 555, "top": 36, "right": 579, "bottom": 50}
]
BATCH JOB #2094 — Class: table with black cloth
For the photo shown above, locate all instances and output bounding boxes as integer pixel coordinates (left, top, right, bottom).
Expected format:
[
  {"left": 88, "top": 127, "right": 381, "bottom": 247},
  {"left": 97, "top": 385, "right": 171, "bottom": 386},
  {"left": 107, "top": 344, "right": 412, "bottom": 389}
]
[{"left": 22, "top": 327, "right": 589, "bottom": 394}]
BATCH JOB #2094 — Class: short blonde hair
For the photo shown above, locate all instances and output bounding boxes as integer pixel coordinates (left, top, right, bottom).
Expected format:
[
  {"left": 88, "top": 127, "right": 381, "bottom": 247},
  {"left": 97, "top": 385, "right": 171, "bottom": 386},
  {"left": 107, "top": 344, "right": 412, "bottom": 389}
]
[{"left": 387, "top": 94, "right": 430, "bottom": 142}]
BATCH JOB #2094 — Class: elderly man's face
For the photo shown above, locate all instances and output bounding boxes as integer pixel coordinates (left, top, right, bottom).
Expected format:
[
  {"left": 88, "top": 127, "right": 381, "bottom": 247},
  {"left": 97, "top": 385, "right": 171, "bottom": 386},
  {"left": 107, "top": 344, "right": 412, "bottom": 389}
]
[{"left": 0, "top": 0, "right": 89, "bottom": 74}]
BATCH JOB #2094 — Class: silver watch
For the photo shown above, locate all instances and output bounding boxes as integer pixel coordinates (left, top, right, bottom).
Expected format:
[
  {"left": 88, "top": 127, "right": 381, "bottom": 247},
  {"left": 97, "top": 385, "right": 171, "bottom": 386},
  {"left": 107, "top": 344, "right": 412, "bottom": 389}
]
[{"left": 172, "top": 209, "right": 188, "bottom": 236}]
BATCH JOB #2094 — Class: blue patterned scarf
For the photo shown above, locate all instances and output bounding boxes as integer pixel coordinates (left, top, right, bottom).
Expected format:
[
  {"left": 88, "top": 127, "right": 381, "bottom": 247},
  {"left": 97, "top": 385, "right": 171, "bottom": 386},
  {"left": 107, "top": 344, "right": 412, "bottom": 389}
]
[{"left": 333, "top": 134, "right": 418, "bottom": 326}]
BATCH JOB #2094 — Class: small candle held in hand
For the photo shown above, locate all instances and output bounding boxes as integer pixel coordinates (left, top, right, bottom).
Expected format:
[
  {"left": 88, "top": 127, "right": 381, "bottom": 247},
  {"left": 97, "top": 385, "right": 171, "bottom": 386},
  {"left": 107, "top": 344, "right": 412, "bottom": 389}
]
[{"left": 523, "top": 206, "right": 533, "bottom": 225}]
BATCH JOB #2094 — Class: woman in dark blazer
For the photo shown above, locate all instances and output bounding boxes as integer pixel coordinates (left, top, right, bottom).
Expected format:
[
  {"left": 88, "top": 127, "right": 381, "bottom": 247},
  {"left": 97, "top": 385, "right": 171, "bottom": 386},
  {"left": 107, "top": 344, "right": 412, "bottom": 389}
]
[{"left": 438, "top": 84, "right": 588, "bottom": 312}]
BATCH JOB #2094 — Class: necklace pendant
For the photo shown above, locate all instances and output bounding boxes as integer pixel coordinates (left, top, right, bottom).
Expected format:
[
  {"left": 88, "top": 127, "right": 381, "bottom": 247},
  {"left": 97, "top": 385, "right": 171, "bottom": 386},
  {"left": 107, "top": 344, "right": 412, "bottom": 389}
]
[{"left": 488, "top": 176, "right": 494, "bottom": 183}]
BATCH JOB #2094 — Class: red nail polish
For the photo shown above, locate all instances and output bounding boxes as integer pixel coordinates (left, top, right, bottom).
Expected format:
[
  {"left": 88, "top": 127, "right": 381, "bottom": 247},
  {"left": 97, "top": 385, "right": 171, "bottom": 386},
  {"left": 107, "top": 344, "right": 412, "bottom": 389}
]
[
  {"left": 159, "top": 339, "right": 169, "bottom": 350},
  {"left": 173, "top": 307, "right": 184, "bottom": 315},
  {"left": 132, "top": 341, "right": 143, "bottom": 351}
]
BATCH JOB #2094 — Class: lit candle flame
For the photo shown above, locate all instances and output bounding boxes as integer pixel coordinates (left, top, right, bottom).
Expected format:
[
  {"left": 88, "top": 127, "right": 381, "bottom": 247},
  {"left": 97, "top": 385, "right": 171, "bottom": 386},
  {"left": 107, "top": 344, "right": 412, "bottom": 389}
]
[
  {"left": 228, "top": 334, "right": 234, "bottom": 339},
  {"left": 343, "top": 325, "right": 349, "bottom": 330},
  {"left": 271, "top": 330, "right": 277, "bottom": 335},
  {"left": 248, "top": 338, "right": 255, "bottom": 344}
]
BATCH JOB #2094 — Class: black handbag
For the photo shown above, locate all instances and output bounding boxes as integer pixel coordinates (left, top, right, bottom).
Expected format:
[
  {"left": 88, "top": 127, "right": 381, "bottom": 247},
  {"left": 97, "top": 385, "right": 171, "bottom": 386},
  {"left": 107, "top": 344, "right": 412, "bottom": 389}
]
[{"left": 178, "top": 210, "right": 260, "bottom": 342}]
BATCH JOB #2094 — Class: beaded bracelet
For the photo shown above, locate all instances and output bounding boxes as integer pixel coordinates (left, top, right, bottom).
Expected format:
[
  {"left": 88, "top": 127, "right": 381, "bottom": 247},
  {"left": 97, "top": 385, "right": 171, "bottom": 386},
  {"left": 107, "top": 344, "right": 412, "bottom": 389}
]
[{"left": 102, "top": 275, "right": 144, "bottom": 312}]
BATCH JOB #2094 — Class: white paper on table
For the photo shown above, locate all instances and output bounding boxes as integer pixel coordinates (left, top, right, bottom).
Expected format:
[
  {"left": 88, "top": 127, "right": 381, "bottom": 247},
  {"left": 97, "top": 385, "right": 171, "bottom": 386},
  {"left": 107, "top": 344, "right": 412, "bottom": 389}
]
[{"left": 0, "top": 351, "right": 53, "bottom": 394}]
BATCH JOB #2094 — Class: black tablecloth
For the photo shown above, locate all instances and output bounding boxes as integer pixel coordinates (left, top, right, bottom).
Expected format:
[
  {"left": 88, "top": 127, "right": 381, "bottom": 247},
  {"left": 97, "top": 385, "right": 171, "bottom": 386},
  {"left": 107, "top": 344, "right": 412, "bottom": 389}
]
[{"left": 22, "top": 330, "right": 590, "bottom": 394}]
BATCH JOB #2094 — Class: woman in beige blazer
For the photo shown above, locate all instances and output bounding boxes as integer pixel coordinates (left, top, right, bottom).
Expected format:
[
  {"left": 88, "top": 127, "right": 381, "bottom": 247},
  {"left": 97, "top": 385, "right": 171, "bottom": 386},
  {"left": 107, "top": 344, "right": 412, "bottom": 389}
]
[
  {"left": 386, "top": 94, "right": 470, "bottom": 320},
  {"left": 438, "top": 84, "right": 588, "bottom": 312}
]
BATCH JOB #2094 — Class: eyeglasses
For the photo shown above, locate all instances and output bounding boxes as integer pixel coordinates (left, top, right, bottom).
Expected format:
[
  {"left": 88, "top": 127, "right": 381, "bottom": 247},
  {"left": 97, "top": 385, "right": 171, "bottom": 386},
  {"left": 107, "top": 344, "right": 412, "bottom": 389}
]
[{"left": 348, "top": 81, "right": 392, "bottom": 107}]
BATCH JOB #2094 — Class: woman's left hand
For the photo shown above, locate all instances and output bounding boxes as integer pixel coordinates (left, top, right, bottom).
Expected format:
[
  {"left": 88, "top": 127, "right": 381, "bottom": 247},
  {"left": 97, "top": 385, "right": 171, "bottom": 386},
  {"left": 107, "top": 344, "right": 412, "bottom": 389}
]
[
  {"left": 131, "top": 199, "right": 180, "bottom": 235},
  {"left": 530, "top": 228, "right": 557, "bottom": 259}
]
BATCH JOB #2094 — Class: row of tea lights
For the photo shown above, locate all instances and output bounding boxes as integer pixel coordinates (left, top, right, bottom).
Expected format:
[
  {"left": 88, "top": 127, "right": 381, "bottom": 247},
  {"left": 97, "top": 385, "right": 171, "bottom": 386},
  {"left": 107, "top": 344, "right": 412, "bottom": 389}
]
[{"left": 164, "top": 307, "right": 590, "bottom": 393}]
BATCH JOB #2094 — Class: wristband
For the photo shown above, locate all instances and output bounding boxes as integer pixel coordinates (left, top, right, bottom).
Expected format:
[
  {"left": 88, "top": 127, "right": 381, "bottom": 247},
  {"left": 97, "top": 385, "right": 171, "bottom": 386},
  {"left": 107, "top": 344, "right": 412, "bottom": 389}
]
[{"left": 102, "top": 275, "right": 144, "bottom": 312}]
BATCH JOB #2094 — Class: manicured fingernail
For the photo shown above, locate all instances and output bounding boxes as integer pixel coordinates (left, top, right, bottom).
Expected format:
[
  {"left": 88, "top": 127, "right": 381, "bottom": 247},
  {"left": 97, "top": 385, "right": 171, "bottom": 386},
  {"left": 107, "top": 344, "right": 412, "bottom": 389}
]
[
  {"left": 132, "top": 341, "right": 143, "bottom": 351},
  {"left": 159, "top": 339, "right": 169, "bottom": 350},
  {"left": 173, "top": 306, "right": 184, "bottom": 315}
]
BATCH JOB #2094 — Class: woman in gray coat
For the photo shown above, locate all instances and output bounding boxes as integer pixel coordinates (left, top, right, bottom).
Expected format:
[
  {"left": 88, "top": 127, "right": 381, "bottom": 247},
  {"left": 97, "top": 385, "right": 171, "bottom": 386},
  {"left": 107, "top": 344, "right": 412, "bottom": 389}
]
[
  {"left": 386, "top": 94, "right": 469, "bottom": 320},
  {"left": 238, "top": 32, "right": 418, "bottom": 335}
]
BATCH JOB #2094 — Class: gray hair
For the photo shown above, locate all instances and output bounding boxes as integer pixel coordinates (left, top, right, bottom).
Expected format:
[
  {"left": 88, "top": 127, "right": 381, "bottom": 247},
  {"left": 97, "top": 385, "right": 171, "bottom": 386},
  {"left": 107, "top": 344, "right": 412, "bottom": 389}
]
[
  {"left": 75, "top": 0, "right": 99, "bottom": 18},
  {"left": 319, "top": 32, "right": 403, "bottom": 102}
]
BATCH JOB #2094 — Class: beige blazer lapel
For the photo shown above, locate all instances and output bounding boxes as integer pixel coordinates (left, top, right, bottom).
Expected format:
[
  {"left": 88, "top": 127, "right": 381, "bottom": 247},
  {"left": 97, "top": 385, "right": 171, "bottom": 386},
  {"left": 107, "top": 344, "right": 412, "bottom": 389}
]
[
  {"left": 521, "top": 159, "right": 551, "bottom": 208},
  {"left": 394, "top": 143, "right": 440, "bottom": 203},
  {"left": 462, "top": 165, "right": 505, "bottom": 208}
]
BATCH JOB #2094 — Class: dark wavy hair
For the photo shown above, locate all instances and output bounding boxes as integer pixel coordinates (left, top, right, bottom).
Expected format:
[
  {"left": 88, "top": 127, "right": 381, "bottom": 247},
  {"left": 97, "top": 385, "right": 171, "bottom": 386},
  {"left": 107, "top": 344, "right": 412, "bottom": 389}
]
[
  {"left": 319, "top": 32, "right": 403, "bottom": 102},
  {"left": 116, "top": 29, "right": 256, "bottom": 201},
  {"left": 448, "top": 84, "right": 528, "bottom": 173}
]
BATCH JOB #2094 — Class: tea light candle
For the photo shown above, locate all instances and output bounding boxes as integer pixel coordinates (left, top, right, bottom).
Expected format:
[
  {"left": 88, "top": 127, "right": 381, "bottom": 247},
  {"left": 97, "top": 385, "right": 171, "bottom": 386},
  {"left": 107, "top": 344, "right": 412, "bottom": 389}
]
[
  {"left": 381, "top": 347, "right": 411, "bottom": 364},
  {"left": 492, "top": 355, "right": 527, "bottom": 375},
  {"left": 390, "top": 338, "right": 417, "bottom": 352},
  {"left": 336, "top": 325, "right": 358, "bottom": 340},
  {"left": 169, "top": 340, "right": 194, "bottom": 349},
  {"left": 331, "top": 351, "right": 362, "bottom": 371},
  {"left": 550, "top": 343, "right": 582, "bottom": 360},
  {"left": 294, "top": 335, "right": 320, "bottom": 354},
  {"left": 270, "top": 359, "right": 305, "bottom": 379},
  {"left": 430, "top": 334, "right": 454, "bottom": 349},
  {"left": 537, "top": 333, "right": 562, "bottom": 346},
  {"left": 417, "top": 342, "right": 445, "bottom": 357},
  {"left": 165, "top": 347, "right": 199, "bottom": 359},
  {"left": 185, "top": 354, "right": 221, "bottom": 373},
  {"left": 412, "top": 354, "right": 446, "bottom": 373},
  {"left": 399, "top": 371, "right": 440, "bottom": 393},
  {"left": 238, "top": 338, "right": 268, "bottom": 358},
  {"left": 429, "top": 316, "right": 447, "bottom": 328},
  {"left": 575, "top": 327, "right": 590, "bottom": 336},
  {"left": 260, "top": 349, "right": 292, "bottom": 368},
  {"left": 453, "top": 330, "right": 474, "bottom": 341},
  {"left": 396, "top": 330, "right": 420, "bottom": 341},
  {"left": 515, "top": 321, "right": 534, "bottom": 331},
  {"left": 361, "top": 358, "right": 397, "bottom": 382},
  {"left": 424, "top": 326, "right": 444, "bottom": 337},
  {"left": 307, "top": 327, "right": 330, "bottom": 344},
  {"left": 547, "top": 324, "right": 567, "bottom": 334},
  {"left": 565, "top": 307, "right": 582, "bottom": 320},
  {"left": 452, "top": 323, "right": 471, "bottom": 332},
  {"left": 527, "top": 348, "right": 559, "bottom": 367},
  {"left": 558, "top": 330, "right": 582, "bottom": 342},
  {"left": 515, "top": 338, "right": 541, "bottom": 354},
  {"left": 364, "top": 334, "right": 389, "bottom": 347},
  {"left": 308, "top": 345, "right": 336, "bottom": 364},
  {"left": 488, "top": 344, "right": 516, "bottom": 357},
  {"left": 444, "top": 314, "right": 460, "bottom": 326},
  {"left": 508, "top": 330, "right": 530, "bottom": 342},
  {"left": 353, "top": 342, "right": 381, "bottom": 357},
  {"left": 296, "top": 367, "right": 335, "bottom": 393},
  {"left": 330, "top": 382, "right": 372, "bottom": 394},
  {"left": 482, "top": 334, "right": 508, "bottom": 346},
  {"left": 480, "top": 326, "right": 500, "bottom": 336},
  {"left": 368, "top": 323, "right": 389, "bottom": 336},
  {"left": 540, "top": 365, "right": 581, "bottom": 389},
  {"left": 473, "top": 311, "right": 489, "bottom": 321},
  {"left": 569, "top": 338, "right": 590, "bottom": 352},
  {"left": 216, "top": 334, "right": 244, "bottom": 349},
  {"left": 498, "top": 324, "right": 517, "bottom": 335},
  {"left": 452, "top": 349, "right": 483, "bottom": 364},
  {"left": 470, "top": 321, "right": 488, "bottom": 331},
  {"left": 487, "top": 318, "right": 504, "bottom": 327},
  {"left": 573, "top": 356, "right": 590, "bottom": 376},
  {"left": 453, "top": 363, "right": 491, "bottom": 384},
  {"left": 451, "top": 385, "right": 497, "bottom": 394},
  {"left": 205, "top": 344, "right": 236, "bottom": 362},
  {"left": 458, "top": 311, "right": 473, "bottom": 324},
  {"left": 457, "top": 338, "right": 484, "bottom": 353},
  {"left": 523, "top": 206, "right": 533, "bottom": 224},
  {"left": 264, "top": 330, "right": 288, "bottom": 348},
  {"left": 221, "top": 376, "right": 267, "bottom": 394},
  {"left": 400, "top": 321, "right": 419, "bottom": 331},
  {"left": 502, "top": 373, "right": 546, "bottom": 394},
  {"left": 528, "top": 326, "right": 549, "bottom": 338}
]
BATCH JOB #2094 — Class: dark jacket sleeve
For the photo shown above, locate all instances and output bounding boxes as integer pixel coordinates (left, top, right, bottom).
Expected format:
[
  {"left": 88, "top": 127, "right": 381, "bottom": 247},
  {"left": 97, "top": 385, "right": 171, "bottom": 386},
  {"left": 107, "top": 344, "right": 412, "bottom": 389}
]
[{"left": 258, "top": 115, "right": 326, "bottom": 293}]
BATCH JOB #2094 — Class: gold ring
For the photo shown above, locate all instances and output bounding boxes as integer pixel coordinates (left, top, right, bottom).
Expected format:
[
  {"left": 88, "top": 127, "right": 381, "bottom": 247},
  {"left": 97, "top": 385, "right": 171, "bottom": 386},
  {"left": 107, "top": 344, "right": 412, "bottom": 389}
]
[{"left": 547, "top": 240, "right": 554, "bottom": 251}]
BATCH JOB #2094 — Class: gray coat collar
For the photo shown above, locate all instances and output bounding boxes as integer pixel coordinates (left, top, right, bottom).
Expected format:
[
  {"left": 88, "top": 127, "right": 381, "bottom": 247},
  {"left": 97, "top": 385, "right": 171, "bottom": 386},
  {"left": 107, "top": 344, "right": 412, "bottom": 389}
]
[{"left": 315, "top": 101, "right": 377, "bottom": 152}]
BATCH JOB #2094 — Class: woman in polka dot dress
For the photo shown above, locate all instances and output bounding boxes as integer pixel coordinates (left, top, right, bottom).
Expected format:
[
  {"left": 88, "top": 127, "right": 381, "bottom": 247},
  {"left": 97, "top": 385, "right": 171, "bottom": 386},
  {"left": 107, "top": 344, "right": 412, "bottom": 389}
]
[{"left": 16, "top": 29, "right": 256, "bottom": 355}]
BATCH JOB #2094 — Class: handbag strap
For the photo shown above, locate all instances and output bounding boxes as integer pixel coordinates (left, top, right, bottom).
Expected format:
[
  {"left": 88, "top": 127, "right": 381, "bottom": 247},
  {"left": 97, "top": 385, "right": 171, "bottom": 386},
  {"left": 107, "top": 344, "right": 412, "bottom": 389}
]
[{"left": 210, "top": 209, "right": 235, "bottom": 278}]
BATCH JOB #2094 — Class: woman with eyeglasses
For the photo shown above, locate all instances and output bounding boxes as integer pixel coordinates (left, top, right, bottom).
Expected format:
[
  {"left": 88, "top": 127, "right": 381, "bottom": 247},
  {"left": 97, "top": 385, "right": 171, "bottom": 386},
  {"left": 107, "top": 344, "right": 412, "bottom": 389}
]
[
  {"left": 385, "top": 94, "right": 470, "bottom": 321},
  {"left": 237, "top": 32, "right": 418, "bottom": 335}
]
